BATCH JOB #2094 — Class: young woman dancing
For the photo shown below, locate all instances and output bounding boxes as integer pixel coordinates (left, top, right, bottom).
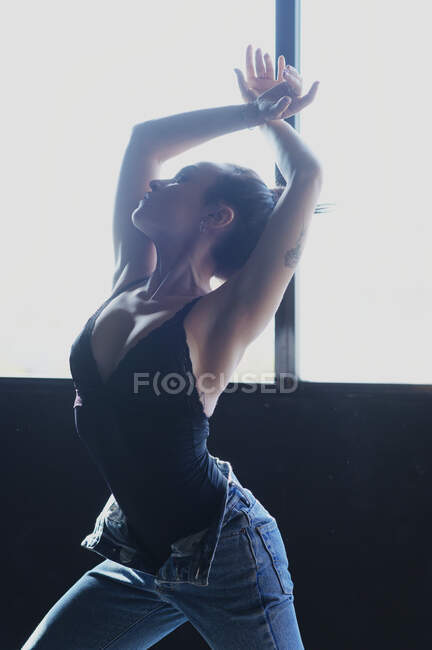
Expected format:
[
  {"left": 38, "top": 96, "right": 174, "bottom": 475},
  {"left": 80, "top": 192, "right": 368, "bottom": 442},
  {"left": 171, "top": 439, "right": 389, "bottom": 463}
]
[{"left": 23, "top": 45, "right": 321, "bottom": 649}]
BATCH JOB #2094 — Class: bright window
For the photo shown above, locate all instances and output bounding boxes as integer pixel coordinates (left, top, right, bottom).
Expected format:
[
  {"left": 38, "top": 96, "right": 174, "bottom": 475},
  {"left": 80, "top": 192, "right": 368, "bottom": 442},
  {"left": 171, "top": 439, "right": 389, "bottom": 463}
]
[
  {"left": 298, "top": 0, "right": 432, "bottom": 384},
  {"left": 1, "top": 0, "right": 276, "bottom": 382}
]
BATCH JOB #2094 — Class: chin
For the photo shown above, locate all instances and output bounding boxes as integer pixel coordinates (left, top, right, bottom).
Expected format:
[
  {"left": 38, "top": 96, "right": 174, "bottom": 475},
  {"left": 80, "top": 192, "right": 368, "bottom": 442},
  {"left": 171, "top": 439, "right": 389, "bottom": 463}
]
[
  {"left": 131, "top": 207, "right": 147, "bottom": 227},
  {"left": 131, "top": 212, "right": 158, "bottom": 239}
]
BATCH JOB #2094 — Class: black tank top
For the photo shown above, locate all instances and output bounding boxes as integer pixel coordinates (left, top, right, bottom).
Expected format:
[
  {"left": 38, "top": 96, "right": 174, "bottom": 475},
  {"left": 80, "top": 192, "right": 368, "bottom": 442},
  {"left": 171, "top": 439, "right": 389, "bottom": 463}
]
[{"left": 69, "top": 276, "right": 227, "bottom": 569}]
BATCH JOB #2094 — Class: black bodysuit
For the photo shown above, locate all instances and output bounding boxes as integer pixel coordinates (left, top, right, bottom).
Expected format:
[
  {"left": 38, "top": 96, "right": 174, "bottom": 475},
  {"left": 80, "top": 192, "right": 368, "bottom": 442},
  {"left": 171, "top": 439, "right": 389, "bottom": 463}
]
[{"left": 69, "top": 276, "right": 227, "bottom": 570}]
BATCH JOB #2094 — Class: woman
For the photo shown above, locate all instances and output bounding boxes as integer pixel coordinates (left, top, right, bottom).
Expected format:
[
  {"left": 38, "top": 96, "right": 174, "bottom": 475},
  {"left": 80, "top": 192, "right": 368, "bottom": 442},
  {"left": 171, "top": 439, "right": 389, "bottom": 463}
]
[{"left": 23, "top": 46, "right": 321, "bottom": 649}]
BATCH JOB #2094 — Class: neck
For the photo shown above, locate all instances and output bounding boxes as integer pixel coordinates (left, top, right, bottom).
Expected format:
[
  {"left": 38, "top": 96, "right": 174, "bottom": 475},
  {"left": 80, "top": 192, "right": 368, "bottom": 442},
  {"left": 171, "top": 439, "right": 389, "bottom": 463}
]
[{"left": 146, "top": 239, "right": 212, "bottom": 300}]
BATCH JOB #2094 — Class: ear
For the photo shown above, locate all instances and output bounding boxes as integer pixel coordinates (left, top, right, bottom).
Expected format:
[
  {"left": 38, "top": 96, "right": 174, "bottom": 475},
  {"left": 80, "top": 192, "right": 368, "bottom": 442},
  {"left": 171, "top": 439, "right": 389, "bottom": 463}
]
[{"left": 209, "top": 203, "right": 236, "bottom": 230}]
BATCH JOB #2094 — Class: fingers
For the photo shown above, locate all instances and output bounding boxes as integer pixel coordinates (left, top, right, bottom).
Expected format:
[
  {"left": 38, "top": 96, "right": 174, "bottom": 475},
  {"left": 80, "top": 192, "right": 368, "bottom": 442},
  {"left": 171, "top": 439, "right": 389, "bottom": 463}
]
[
  {"left": 255, "top": 48, "right": 266, "bottom": 78},
  {"left": 286, "top": 64, "right": 302, "bottom": 79},
  {"left": 269, "top": 95, "right": 292, "bottom": 119},
  {"left": 264, "top": 52, "right": 275, "bottom": 80},
  {"left": 234, "top": 68, "right": 256, "bottom": 102},
  {"left": 244, "top": 45, "right": 307, "bottom": 97},
  {"left": 234, "top": 68, "right": 247, "bottom": 96},
  {"left": 282, "top": 67, "right": 303, "bottom": 96},
  {"left": 277, "top": 55, "right": 286, "bottom": 81},
  {"left": 296, "top": 80, "right": 320, "bottom": 110},
  {"left": 277, "top": 79, "right": 320, "bottom": 119},
  {"left": 235, "top": 68, "right": 249, "bottom": 91},
  {"left": 246, "top": 44, "right": 255, "bottom": 81},
  {"left": 277, "top": 96, "right": 292, "bottom": 110}
]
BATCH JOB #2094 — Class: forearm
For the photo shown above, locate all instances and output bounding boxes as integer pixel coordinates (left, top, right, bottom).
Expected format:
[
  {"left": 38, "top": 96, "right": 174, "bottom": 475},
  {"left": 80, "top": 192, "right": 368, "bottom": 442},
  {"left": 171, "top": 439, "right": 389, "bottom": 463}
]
[
  {"left": 259, "top": 119, "right": 322, "bottom": 185},
  {"left": 132, "top": 103, "right": 263, "bottom": 163}
]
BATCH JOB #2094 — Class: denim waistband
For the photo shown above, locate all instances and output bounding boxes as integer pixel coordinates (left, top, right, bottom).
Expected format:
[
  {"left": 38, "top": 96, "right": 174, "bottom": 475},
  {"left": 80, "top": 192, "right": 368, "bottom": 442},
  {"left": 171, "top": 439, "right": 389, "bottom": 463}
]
[
  {"left": 79, "top": 454, "right": 256, "bottom": 587},
  {"left": 155, "top": 457, "right": 258, "bottom": 586}
]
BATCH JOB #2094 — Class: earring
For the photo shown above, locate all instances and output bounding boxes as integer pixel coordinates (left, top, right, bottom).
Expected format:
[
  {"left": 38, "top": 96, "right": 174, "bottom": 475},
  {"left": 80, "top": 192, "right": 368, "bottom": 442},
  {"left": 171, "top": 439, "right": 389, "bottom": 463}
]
[{"left": 199, "top": 219, "right": 207, "bottom": 233}]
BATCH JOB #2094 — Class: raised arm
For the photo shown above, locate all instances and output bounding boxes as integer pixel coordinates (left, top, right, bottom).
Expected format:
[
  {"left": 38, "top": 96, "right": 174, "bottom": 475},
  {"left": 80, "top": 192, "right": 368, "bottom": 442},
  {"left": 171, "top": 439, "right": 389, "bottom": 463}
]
[
  {"left": 113, "top": 101, "right": 271, "bottom": 290},
  {"left": 203, "top": 50, "right": 322, "bottom": 352},
  {"left": 215, "top": 119, "right": 322, "bottom": 348},
  {"left": 111, "top": 134, "right": 160, "bottom": 288},
  {"left": 113, "top": 79, "right": 296, "bottom": 290}
]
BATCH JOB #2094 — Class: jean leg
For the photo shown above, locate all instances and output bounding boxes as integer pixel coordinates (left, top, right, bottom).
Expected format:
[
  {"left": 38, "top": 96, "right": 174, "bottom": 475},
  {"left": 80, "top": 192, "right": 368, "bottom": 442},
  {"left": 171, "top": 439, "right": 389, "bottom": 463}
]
[
  {"left": 21, "top": 559, "right": 187, "bottom": 650},
  {"left": 155, "top": 497, "right": 305, "bottom": 649}
]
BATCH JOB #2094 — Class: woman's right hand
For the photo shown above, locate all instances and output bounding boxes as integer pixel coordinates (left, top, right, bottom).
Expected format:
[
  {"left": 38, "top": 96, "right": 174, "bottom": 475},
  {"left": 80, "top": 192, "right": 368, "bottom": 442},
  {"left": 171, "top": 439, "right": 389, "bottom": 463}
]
[
  {"left": 252, "top": 82, "right": 300, "bottom": 123},
  {"left": 234, "top": 45, "right": 320, "bottom": 122}
]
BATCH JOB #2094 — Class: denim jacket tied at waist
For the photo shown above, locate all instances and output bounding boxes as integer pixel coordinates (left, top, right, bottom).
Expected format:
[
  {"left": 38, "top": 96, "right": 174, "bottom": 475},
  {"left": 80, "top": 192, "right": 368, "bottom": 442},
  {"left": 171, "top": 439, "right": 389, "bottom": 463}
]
[{"left": 79, "top": 454, "right": 251, "bottom": 587}]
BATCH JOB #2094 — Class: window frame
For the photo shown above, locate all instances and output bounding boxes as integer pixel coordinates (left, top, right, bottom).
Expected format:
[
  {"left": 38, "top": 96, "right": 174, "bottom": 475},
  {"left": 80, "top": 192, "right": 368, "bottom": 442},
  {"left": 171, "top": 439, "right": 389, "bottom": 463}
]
[
  {"left": 273, "top": 0, "right": 299, "bottom": 392},
  {"left": 271, "top": 0, "right": 432, "bottom": 396},
  {"left": 3, "top": 0, "right": 431, "bottom": 398}
]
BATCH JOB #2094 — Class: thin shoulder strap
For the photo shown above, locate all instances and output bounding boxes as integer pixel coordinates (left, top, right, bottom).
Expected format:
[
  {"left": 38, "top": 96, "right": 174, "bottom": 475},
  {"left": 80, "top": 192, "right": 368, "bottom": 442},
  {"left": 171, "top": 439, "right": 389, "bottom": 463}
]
[
  {"left": 176, "top": 295, "right": 203, "bottom": 320},
  {"left": 162, "top": 295, "right": 204, "bottom": 334}
]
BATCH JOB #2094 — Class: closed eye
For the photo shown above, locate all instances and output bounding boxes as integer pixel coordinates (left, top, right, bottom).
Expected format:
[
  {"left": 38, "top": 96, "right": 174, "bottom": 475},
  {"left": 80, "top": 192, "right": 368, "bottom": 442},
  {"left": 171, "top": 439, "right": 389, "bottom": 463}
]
[{"left": 174, "top": 164, "right": 198, "bottom": 182}]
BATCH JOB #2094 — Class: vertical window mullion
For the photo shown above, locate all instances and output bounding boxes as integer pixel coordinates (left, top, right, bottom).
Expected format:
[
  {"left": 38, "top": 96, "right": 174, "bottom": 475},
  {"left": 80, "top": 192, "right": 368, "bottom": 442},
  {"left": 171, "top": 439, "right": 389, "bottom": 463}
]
[{"left": 274, "top": 0, "right": 301, "bottom": 390}]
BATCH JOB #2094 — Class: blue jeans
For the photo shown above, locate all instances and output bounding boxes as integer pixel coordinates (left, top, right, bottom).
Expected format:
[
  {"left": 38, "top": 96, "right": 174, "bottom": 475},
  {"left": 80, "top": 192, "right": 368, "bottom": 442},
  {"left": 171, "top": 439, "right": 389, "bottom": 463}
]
[{"left": 22, "top": 474, "right": 305, "bottom": 649}]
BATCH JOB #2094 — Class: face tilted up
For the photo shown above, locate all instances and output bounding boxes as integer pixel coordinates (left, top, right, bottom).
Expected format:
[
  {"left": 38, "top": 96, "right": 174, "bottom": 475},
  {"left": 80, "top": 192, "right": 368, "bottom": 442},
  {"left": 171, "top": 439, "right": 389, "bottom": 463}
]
[{"left": 131, "top": 161, "right": 235, "bottom": 243}]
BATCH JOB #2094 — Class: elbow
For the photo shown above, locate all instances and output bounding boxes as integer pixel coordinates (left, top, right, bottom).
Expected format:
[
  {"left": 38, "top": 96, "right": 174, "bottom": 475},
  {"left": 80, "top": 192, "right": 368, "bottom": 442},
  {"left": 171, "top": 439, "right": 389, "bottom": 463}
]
[
  {"left": 296, "top": 159, "right": 323, "bottom": 181},
  {"left": 291, "top": 162, "right": 323, "bottom": 190},
  {"left": 131, "top": 121, "right": 154, "bottom": 139}
]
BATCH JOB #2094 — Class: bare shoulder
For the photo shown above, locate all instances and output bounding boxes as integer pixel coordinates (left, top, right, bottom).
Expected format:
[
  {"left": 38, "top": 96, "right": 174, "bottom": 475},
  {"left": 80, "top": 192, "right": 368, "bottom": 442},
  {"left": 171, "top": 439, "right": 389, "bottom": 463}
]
[
  {"left": 111, "top": 263, "right": 152, "bottom": 297},
  {"left": 188, "top": 169, "right": 323, "bottom": 362},
  {"left": 184, "top": 274, "right": 245, "bottom": 349}
]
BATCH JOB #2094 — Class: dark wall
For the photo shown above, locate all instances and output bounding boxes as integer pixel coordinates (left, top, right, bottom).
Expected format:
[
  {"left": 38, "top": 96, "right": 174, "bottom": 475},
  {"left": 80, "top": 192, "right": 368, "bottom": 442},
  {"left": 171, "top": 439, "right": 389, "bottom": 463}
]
[{"left": 3, "top": 378, "right": 431, "bottom": 649}]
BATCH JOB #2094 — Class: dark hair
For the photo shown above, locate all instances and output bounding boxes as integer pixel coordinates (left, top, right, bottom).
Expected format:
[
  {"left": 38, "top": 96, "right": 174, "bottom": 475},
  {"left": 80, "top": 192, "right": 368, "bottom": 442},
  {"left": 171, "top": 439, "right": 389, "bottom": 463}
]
[{"left": 202, "top": 165, "right": 286, "bottom": 282}]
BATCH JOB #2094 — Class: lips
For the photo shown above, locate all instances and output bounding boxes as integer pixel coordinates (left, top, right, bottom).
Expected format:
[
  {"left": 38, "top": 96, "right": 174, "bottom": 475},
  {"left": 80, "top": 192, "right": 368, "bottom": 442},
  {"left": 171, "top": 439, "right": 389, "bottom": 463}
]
[{"left": 138, "top": 192, "right": 152, "bottom": 207}]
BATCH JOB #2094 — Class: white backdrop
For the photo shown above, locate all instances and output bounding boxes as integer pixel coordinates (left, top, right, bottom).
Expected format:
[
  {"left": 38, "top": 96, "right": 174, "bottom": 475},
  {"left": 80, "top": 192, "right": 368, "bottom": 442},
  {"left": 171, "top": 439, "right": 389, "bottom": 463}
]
[
  {"left": 1, "top": 0, "right": 280, "bottom": 382},
  {"left": 298, "top": 0, "right": 432, "bottom": 384}
]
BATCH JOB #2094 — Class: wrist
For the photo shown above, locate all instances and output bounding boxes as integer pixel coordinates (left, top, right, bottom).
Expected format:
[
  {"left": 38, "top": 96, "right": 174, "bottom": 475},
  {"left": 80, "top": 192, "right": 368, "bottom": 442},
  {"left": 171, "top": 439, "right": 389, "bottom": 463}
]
[
  {"left": 241, "top": 102, "right": 265, "bottom": 130},
  {"left": 258, "top": 117, "right": 284, "bottom": 130}
]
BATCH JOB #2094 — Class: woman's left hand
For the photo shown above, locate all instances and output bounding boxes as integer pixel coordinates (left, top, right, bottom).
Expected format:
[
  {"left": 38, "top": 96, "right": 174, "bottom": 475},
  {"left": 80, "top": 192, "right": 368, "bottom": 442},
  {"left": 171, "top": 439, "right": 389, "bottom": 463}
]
[{"left": 235, "top": 45, "right": 296, "bottom": 99}]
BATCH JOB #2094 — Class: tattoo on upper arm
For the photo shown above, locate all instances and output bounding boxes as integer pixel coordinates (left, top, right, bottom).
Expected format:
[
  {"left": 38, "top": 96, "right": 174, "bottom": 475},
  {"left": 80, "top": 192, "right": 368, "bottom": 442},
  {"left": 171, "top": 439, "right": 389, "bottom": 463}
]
[{"left": 284, "top": 223, "right": 307, "bottom": 268}]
